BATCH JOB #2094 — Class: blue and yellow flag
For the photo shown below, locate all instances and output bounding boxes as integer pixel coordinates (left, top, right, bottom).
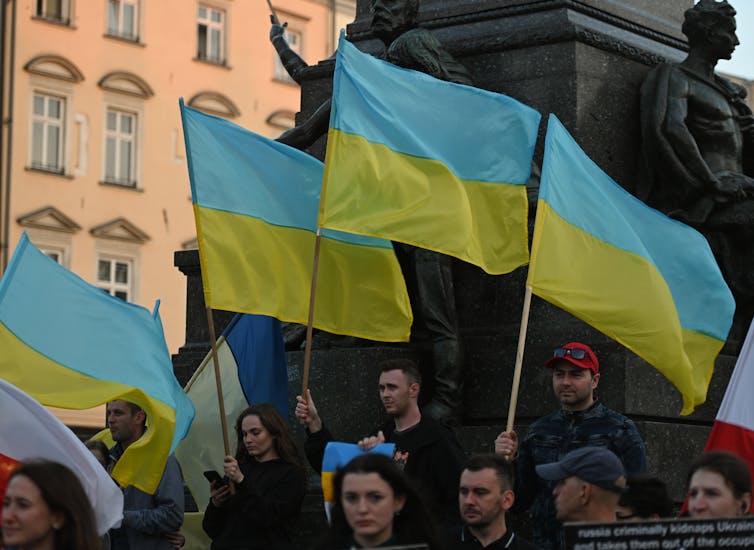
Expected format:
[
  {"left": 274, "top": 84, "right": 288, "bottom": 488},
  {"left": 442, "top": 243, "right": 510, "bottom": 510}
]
[
  {"left": 528, "top": 115, "right": 735, "bottom": 414},
  {"left": 177, "top": 313, "right": 288, "bottom": 508},
  {"left": 320, "top": 35, "right": 540, "bottom": 275},
  {"left": 0, "top": 234, "right": 195, "bottom": 493},
  {"left": 180, "top": 102, "right": 412, "bottom": 342}
]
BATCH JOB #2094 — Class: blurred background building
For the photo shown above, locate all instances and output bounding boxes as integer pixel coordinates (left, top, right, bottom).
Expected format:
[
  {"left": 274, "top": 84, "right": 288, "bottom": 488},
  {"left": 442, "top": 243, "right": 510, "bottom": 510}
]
[{"left": 0, "top": 0, "right": 354, "bottom": 428}]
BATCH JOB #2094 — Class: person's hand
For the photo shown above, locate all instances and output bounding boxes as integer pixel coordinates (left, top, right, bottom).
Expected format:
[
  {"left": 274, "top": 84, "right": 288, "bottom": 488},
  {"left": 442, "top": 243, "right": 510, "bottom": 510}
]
[
  {"left": 210, "top": 479, "right": 231, "bottom": 507},
  {"left": 270, "top": 15, "right": 287, "bottom": 41},
  {"left": 223, "top": 455, "right": 244, "bottom": 484},
  {"left": 494, "top": 430, "right": 519, "bottom": 461},
  {"left": 358, "top": 430, "right": 386, "bottom": 451},
  {"left": 165, "top": 529, "right": 185, "bottom": 549},
  {"left": 295, "top": 389, "right": 323, "bottom": 432}
]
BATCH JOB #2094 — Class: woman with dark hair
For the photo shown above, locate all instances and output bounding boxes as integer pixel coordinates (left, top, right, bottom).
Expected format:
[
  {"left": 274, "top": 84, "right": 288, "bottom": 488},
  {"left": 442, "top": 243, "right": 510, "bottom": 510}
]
[
  {"left": 322, "top": 453, "right": 442, "bottom": 549},
  {"left": 202, "top": 404, "right": 306, "bottom": 549},
  {"left": 1, "top": 460, "right": 101, "bottom": 550},
  {"left": 617, "top": 474, "right": 674, "bottom": 520},
  {"left": 686, "top": 450, "right": 752, "bottom": 518}
]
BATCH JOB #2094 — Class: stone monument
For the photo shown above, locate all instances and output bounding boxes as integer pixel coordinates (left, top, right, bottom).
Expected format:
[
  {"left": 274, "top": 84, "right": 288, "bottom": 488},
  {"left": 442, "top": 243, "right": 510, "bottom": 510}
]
[{"left": 173, "top": 3, "right": 740, "bottom": 535}]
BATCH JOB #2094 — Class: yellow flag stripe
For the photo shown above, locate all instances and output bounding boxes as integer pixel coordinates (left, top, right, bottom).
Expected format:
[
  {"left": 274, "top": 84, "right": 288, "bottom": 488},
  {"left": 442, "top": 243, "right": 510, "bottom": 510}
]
[
  {"left": 528, "top": 202, "right": 723, "bottom": 414},
  {"left": 196, "top": 205, "right": 413, "bottom": 342},
  {"left": 321, "top": 129, "right": 530, "bottom": 275}
]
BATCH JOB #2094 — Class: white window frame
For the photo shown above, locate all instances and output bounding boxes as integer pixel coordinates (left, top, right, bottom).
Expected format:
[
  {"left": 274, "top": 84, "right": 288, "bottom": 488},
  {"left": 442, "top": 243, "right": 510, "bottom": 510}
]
[
  {"left": 36, "top": 0, "right": 71, "bottom": 23},
  {"left": 103, "top": 107, "right": 137, "bottom": 187},
  {"left": 197, "top": 4, "right": 225, "bottom": 64},
  {"left": 274, "top": 27, "right": 303, "bottom": 82},
  {"left": 106, "top": 0, "right": 139, "bottom": 41},
  {"left": 97, "top": 255, "right": 134, "bottom": 302},
  {"left": 30, "top": 91, "right": 66, "bottom": 173},
  {"left": 25, "top": 229, "right": 74, "bottom": 269}
]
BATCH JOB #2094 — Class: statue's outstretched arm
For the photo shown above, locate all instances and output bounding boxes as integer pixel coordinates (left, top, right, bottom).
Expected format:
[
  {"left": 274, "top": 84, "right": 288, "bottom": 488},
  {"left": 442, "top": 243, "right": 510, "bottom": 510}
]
[
  {"left": 270, "top": 17, "right": 309, "bottom": 84},
  {"left": 275, "top": 98, "right": 332, "bottom": 151}
]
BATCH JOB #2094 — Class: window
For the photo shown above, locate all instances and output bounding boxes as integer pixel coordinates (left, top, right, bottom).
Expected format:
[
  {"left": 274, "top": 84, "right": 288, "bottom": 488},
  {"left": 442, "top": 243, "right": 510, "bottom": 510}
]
[
  {"left": 107, "top": 0, "right": 139, "bottom": 41},
  {"left": 31, "top": 93, "right": 65, "bottom": 173},
  {"left": 197, "top": 5, "right": 225, "bottom": 64},
  {"left": 104, "top": 108, "right": 136, "bottom": 187},
  {"left": 97, "top": 257, "right": 132, "bottom": 301},
  {"left": 41, "top": 247, "right": 64, "bottom": 264},
  {"left": 274, "top": 28, "right": 302, "bottom": 82},
  {"left": 36, "top": 0, "right": 70, "bottom": 23}
]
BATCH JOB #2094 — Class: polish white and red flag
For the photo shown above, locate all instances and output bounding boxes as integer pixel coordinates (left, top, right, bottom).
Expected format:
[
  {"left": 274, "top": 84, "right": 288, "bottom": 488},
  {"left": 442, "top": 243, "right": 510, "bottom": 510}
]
[
  {"left": 0, "top": 377, "right": 123, "bottom": 534},
  {"left": 703, "top": 319, "right": 754, "bottom": 480}
]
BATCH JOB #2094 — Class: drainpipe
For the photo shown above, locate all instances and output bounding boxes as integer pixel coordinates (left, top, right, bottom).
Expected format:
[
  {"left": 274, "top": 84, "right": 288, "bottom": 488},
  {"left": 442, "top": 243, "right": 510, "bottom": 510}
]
[{"left": 1, "top": 0, "right": 14, "bottom": 271}]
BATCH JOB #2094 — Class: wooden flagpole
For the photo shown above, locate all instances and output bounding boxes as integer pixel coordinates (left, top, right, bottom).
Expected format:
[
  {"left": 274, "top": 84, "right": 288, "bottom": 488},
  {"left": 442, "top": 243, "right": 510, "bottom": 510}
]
[
  {"left": 205, "top": 306, "right": 232, "bottom": 458},
  {"left": 301, "top": 229, "right": 323, "bottom": 397},
  {"left": 506, "top": 286, "right": 533, "bottom": 432}
]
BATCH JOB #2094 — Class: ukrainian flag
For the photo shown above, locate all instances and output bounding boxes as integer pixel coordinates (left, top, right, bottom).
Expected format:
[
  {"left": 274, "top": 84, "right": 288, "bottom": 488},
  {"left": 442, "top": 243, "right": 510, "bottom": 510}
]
[
  {"left": 320, "top": 35, "right": 540, "bottom": 275},
  {"left": 180, "top": 102, "right": 412, "bottom": 342},
  {"left": 528, "top": 115, "right": 735, "bottom": 414},
  {"left": 0, "top": 234, "right": 194, "bottom": 493}
]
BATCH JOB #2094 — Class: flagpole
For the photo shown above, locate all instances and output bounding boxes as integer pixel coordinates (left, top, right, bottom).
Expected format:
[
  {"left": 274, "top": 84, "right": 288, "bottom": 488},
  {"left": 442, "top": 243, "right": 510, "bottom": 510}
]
[
  {"left": 205, "top": 306, "right": 232, "bottom": 458},
  {"left": 506, "top": 286, "right": 532, "bottom": 432},
  {"left": 301, "top": 229, "right": 323, "bottom": 397}
]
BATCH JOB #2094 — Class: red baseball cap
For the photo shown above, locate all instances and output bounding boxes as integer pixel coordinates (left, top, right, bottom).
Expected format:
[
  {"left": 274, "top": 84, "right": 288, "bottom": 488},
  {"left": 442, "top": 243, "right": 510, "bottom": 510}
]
[{"left": 544, "top": 342, "right": 599, "bottom": 374}]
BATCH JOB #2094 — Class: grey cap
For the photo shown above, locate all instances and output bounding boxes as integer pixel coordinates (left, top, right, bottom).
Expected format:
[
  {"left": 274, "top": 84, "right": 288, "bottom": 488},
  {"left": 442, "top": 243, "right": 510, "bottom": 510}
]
[{"left": 535, "top": 446, "right": 627, "bottom": 493}]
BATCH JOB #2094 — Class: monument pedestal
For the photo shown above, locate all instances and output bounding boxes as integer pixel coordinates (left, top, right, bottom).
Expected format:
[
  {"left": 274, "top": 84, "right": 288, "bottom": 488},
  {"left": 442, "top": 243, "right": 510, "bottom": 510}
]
[{"left": 172, "top": 3, "right": 722, "bottom": 522}]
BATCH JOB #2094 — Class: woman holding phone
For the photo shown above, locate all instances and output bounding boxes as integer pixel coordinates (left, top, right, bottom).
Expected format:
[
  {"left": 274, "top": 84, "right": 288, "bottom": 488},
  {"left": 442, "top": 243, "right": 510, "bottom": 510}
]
[{"left": 202, "top": 404, "right": 306, "bottom": 550}]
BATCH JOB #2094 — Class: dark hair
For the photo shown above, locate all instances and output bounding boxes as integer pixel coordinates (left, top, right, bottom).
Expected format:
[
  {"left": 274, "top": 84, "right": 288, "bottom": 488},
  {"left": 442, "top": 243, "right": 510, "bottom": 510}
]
[
  {"left": 687, "top": 451, "right": 752, "bottom": 500},
  {"left": 463, "top": 454, "right": 515, "bottom": 492},
  {"left": 234, "top": 404, "right": 305, "bottom": 472},
  {"left": 8, "top": 460, "right": 101, "bottom": 550},
  {"left": 378, "top": 359, "right": 422, "bottom": 386},
  {"left": 84, "top": 440, "right": 109, "bottom": 469},
  {"left": 683, "top": 0, "right": 736, "bottom": 47},
  {"left": 327, "top": 454, "right": 441, "bottom": 549},
  {"left": 619, "top": 474, "right": 674, "bottom": 518}
]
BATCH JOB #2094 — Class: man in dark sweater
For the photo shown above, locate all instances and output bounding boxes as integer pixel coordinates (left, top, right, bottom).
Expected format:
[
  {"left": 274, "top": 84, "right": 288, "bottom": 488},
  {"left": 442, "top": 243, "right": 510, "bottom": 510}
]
[
  {"left": 455, "top": 455, "right": 535, "bottom": 549},
  {"left": 295, "top": 358, "right": 466, "bottom": 525}
]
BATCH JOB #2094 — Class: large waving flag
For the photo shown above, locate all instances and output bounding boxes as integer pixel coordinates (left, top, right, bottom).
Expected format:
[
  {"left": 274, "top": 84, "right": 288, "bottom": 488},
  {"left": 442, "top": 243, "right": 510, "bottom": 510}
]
[
  {"left": 320, "top": 35, "right": 540, "bottom": 274},
  {"left": 528, "top": 115, "right": 735, "bottom": 415},
  {"left": 703, "top": 319, "right": 754, "bottom": 480},
  {"left": 0, "top": 378, "right": 123, "bottom": 534},
  {"left": 0, "top": 234, "right": 195, "bottom": 493},
  {"left": 176, "top": 313, "right": 288, "bottom": 508},
  {"left": 180, "top": 101, "right": 412, "bottom": 341}
]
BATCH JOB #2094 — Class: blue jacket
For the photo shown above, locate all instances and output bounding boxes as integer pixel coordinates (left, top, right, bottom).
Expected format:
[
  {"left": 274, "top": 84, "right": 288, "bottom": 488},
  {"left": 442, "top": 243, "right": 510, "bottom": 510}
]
[
  {"left": 109, "top": 450, "right": 185, "bottom": 550},
  {"left": 514, "top": 401, "right": 647, "bottom": 550}
]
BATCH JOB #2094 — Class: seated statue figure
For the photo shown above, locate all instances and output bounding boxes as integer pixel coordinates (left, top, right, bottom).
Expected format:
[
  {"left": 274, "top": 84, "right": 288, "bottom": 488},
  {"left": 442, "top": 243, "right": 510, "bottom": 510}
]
[{"left": 639, "top": 0, "right": 754, "bottom": 331}]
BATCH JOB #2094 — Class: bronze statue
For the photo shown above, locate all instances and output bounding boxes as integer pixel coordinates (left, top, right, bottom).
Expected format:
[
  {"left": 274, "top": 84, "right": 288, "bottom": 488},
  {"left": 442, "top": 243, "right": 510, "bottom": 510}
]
[
  {"left": 271, "top": 0, "right": 471, "bottom": 424},
  {"left": 639, "top": 0, "right": 754, "bottom": 333}
]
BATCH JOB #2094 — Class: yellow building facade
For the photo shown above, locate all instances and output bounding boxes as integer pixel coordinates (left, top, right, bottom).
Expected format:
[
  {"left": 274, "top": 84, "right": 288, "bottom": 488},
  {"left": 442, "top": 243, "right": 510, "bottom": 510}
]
[{"left": 0, "top": 0, "right": 354, "bottom": 427}]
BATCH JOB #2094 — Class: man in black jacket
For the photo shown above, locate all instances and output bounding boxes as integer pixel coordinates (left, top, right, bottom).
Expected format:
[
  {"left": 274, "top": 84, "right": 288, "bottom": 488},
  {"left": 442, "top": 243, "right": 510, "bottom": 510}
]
[{"left": 295, "top": 358, "right": 466, "bottom": 525}]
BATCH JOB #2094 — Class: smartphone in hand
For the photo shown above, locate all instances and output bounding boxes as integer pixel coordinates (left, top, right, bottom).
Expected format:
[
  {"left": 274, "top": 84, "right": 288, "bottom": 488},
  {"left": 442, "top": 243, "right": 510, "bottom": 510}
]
[{"left": 203, "top": 470, "right": 227, "bottom": 486}]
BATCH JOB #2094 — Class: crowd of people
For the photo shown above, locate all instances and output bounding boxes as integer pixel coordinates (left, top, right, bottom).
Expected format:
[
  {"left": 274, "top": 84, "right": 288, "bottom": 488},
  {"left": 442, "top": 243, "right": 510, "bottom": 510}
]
[{"left": 2, "top": 342, "right": 753, "bottom": 550}]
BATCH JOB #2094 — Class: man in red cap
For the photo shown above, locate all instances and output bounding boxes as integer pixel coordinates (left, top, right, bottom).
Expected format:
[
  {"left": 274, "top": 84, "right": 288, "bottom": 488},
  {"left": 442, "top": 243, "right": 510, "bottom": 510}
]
[{"left": 494, "top": 342, "right": 647, "bottom": 549}]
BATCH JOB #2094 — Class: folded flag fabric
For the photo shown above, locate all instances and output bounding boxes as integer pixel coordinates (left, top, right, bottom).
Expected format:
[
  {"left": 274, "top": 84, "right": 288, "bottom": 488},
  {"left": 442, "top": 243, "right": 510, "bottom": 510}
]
[
  {"left": 0, "top": 234, "right": 195, "bottom": 493},
  {"left": 176, "top": 313, "right": 288, "bottom": 507},
  {"left": 528, "top": 115, "right": 735, "bottom": 415},
  {"left": 321, "top": 442, "right": 396, "bottom": 521},
  {"left": 703, "top": 318, "right": 754, "bottom": 480},
  {"left": 180, "top": 101, "right": 412, "bottom": 342},
  {"left": 0, "top": 378, "right": 124, "bottom": 534},
  {"left": 320, "top": 34, "right": 540, "bottom": 275}
]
